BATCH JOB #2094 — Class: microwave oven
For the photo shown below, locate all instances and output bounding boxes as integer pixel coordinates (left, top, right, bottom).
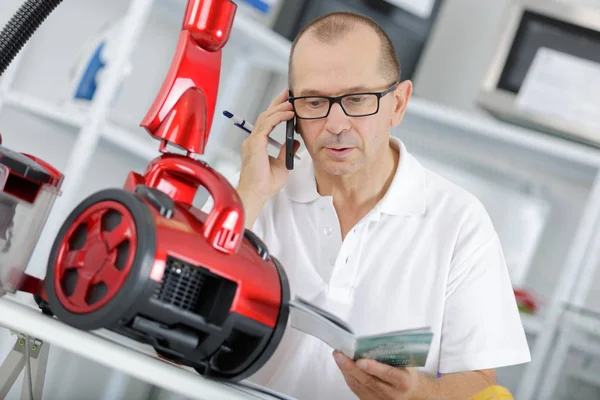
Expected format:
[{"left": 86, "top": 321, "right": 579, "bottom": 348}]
[{"left": 477, "top": 0, "right": 600, "bottom": 147}]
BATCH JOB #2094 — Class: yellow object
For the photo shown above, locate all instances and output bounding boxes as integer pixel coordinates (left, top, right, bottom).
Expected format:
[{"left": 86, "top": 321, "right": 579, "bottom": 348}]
[{"left": 469, "top": 385, "right": 514, "bottom": 400}]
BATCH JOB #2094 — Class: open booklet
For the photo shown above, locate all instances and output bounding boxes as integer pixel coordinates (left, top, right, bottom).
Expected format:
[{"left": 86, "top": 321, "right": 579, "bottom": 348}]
[{"left": 288, "top": 297, "right": 433, "bottom": 367}]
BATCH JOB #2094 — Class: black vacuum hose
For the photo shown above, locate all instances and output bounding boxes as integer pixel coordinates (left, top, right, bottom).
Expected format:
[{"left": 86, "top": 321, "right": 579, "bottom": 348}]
[{"left": 0, "top": 0, "right": 64, "bottom": 76}]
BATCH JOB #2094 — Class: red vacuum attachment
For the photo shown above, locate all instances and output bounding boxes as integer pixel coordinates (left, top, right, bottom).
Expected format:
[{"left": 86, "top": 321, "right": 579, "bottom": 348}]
[{"left": 31, "top": 0, "right": 290, "bottom": 382}]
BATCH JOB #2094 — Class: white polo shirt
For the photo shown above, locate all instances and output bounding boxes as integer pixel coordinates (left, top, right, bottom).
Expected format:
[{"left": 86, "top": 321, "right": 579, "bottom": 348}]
[{"left": 230, "top": 137, "right": 530, "bottom": 399}]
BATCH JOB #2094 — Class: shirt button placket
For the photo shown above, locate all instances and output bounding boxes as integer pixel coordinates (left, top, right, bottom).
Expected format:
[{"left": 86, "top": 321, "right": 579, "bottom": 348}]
[
  {"left": 319, "top": 199, "right": 341, "bottom": 283},
  {"left": 332, "top": 226, "right": 360, "bottom": 293}
]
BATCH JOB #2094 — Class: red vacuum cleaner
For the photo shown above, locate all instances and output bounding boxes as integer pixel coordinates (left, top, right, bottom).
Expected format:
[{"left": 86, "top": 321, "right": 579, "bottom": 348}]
[{"left": 0, "top": 0, "right": 290, "bottom": 383}]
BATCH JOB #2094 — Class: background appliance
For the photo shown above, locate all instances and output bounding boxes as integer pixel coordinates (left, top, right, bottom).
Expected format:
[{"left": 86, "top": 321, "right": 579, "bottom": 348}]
[
  {"left": 64, "top": 17, "right": 132, "bottom": 107},
  {"left": 477, "top": 0, "right": 600, "bottom": 147}
]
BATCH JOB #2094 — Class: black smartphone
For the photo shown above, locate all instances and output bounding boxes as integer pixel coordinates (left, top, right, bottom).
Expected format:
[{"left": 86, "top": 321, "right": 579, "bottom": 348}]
[{"left": 285, "top": 94, "right": 296, "bottom": 170}]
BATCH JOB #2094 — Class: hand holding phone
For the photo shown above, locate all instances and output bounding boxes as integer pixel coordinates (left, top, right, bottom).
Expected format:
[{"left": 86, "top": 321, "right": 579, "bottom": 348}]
[{"left": 237, "top": 89, "right": 297, "bottom": 207}]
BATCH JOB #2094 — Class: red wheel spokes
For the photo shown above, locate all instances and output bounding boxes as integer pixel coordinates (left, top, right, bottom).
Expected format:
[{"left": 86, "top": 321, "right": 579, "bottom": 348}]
[
  {"left": 86, "top": 208, "right": 105, "bottom": 242},
  {"left": 94, "top": 261, "right": 122, "bottom": 285},
  {"left": 63, "top": 249, "right": 86, "bottom": 269},
  {"left": 103, "top": 218, "right": 133, "bottom": 251},
  {"left": 70, "top": 271, "right": 94, "bottom": 305},
  {"left": 55, "top": 200, "right": 138, "bottom": 313}
]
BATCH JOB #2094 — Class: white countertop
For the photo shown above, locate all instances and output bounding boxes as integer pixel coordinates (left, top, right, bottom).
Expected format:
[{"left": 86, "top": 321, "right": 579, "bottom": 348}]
[{"left": 0, "top": 295, "right": 293, "bottom": 400}]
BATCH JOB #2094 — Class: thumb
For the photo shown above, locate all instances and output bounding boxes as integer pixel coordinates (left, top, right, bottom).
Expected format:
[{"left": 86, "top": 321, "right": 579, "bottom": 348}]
[
  {"left": 276, "top": 139, "right": 301, "bottom": 161},
  {"left": 276, "top": 139, "right": 300, "bottom": 165},
  {"left": 276, "top": 140, "right": 287, "bottom": 161}
]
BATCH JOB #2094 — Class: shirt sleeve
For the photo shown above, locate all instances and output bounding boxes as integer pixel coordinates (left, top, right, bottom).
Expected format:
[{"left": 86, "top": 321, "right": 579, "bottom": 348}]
[{"left": 439, "top": 226, "right": 532, "bottom": 374}]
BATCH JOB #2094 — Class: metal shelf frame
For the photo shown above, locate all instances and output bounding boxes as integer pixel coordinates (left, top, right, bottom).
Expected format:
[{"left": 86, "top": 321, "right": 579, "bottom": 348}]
[{"left": 1, "top": 0, "right": 600, "bottom": 399}]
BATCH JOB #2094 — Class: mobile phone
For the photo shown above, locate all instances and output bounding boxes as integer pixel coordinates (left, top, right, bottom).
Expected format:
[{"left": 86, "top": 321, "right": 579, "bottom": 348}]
[{"left": 285, "top": 94, "right": 296, "bottom": 170}]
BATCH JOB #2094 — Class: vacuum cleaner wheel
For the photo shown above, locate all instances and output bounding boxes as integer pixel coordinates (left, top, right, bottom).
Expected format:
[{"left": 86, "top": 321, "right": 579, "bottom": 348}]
[{"left": 45, "top": 188, "right": 156, "bottom": 330}]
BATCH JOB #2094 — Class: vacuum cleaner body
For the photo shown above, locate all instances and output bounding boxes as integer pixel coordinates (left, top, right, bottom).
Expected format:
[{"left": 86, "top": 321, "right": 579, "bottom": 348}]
[
  {"left": 39, "top": 0, "right": 290, "bottom": 382},
  {"left": 1, "top": 0, "right": 290, "bottom": 383},
  {"left": 40, "top": 164, "right": 289, "bottom": 381}
]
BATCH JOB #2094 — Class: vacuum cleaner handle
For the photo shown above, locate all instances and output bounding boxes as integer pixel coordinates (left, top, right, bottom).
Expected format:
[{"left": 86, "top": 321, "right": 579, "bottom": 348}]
[
  {"left": 145, "top": 154, "right": 244, "bottom": 254},
  {"left": 183, "top": 0, "right": 236, "bottom": 52}
]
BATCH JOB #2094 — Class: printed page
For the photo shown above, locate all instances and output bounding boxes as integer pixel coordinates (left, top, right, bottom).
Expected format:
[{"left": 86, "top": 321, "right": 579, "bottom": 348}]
[
  {"left": 516, "top": 47, "right": 600, "bottom": 132},
  {"left": 288, "top": 298, "right": 356, "bottom": 358},
  {"left": 354, "top": 330, "right": 434, "bottom": 367},
  {"left": 358, "top": 326, "right": 432, "bottom": 340}
]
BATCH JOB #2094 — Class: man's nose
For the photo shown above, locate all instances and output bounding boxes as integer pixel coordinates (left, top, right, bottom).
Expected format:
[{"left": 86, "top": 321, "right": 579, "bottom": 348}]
[{"left": 325, "top": 103, "right": 351, "bottom": 135}]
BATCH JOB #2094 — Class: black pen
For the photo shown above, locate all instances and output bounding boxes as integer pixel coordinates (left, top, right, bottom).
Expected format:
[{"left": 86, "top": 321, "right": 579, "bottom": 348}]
[{"left": 223, "top": 110, "right": 301, "bottom": 160}]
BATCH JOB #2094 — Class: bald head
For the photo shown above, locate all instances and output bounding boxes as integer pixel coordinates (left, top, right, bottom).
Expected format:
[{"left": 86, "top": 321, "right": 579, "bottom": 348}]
[{"left": 288, "top": 12, "right": 401, "bottom": 90}]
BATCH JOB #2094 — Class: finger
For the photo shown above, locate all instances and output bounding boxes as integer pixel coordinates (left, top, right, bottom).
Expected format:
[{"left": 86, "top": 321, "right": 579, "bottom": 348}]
[
  {"left": 276, "top": 139, "right": 287, "bottom": 161},
  {"left": 252, "top": 110, "right": 295, "bottom": 140},
  {"left": 275, "top": 138, "right": 300, "bottom": 162},
  {"left": 334, "top": 351, "right": 382, "bottom": 391},
  {"left": 253, "top": 101, "right": 294, "bottom": 136},
  {"left": 253, "top": 101, "right": 293, "bottom": 132},
  {"left": 356, "top": 359, "right": 411, "bottom": 391},
  {"left": 337, "top": 359, "right": 397, "bottom": 400},
  {"left": 267, "top": 88, "right": 290, "bottom": 109},
  {"left": 341, "top": 371, "right": 377, "bottom": 399},
  {"left": 262, "top": 100, "right": 294, "bottom": 119}
]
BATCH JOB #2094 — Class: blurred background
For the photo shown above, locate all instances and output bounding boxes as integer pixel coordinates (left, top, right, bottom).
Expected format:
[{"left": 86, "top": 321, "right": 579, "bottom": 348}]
[{"left": 1, "top": 0, "right": 600, "bottom": 399}]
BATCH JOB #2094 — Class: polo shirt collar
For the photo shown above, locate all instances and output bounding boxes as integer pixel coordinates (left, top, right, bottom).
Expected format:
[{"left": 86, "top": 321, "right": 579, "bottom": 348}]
[
  {"left": 379, "top": 137, "right": 427, "bottom": 216},
  {"left": 284, "top": 137, "right": 427, "bottom": 216}
]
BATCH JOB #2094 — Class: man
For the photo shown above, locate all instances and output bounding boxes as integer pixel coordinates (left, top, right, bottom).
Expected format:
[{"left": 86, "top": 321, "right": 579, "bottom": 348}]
[{"left": 233, "top": 11, "right": 530, "bottom": 400}]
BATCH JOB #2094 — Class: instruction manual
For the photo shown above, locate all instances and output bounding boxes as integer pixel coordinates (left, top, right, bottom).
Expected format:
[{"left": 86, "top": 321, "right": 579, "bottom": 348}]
[{"left": 288, "top": 297, "right": 433, "bottom": 367}]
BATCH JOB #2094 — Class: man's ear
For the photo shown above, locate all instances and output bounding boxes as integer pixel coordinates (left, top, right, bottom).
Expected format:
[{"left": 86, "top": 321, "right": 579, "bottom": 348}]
[{"left": 390, "top": 80, "right": 413, "bottom": 128}]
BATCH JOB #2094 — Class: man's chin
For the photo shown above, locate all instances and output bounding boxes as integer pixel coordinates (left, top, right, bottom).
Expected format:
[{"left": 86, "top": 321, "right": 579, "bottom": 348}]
[{"left": 317, "top": 158, "right": 360, "bottom": 176}]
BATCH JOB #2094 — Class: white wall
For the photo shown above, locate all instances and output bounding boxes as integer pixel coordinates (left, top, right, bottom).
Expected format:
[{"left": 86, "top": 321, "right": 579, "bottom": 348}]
[{"left": 413, "top": 0, "right": 514, "bottom": 112}]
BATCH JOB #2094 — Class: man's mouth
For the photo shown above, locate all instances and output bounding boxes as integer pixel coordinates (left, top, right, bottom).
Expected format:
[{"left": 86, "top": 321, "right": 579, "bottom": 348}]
[{"left": 325, "top": 147, "right": 354, "bottom": 157}]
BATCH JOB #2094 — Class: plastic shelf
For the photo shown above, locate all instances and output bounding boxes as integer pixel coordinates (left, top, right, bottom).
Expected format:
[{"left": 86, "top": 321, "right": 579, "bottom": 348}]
[
  {"left": 521, "top": 313, "right": 544, "bottom": 336},
  {"left": 568, "top": 367, "right": 600, "bottom": 389},
  {"left": 0, "top": 296, "right": 291, "bottom": 400},
  {"left": 562, "top": 306, "right": 600, "bottom": 339},
  {"left": 404, "top": 96, "right": 600, "bottom": 171},
  {"left": 4, "top": 91, "right": 85, "bottom": 127},
  {"left": 3, "top": 90, "right": 159, "bottom": 161}
]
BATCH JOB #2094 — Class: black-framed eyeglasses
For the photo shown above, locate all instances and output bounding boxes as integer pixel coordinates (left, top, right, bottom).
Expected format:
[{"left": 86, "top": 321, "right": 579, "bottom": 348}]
[{"left": 289, "top": 82, "right": 398, "bottom": 120}]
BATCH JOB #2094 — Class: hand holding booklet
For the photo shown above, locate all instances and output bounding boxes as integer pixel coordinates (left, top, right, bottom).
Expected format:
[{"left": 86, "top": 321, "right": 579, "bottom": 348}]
[{"left": 288, "top": 297, "right": 433, "bottom": 367}]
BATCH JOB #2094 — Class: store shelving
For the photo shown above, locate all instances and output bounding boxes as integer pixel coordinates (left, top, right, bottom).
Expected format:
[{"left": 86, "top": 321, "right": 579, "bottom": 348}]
[
  {"left": 405, "top": 95, "right": 600, "bottom": 172},
  {"left": 521, "top": 313, "right": 544, "bottom": 336},
  {"left": 3, "top": 90, "right": 159, "bottom": 161}
]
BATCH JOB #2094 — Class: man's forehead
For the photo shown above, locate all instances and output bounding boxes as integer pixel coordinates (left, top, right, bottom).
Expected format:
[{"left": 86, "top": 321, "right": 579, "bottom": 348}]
[
  {"left": 291, "top": 28, "right": 383, "bottom": 94},
  {"left": 293, "top": 25, "right": 380, "bottom": 60}
]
